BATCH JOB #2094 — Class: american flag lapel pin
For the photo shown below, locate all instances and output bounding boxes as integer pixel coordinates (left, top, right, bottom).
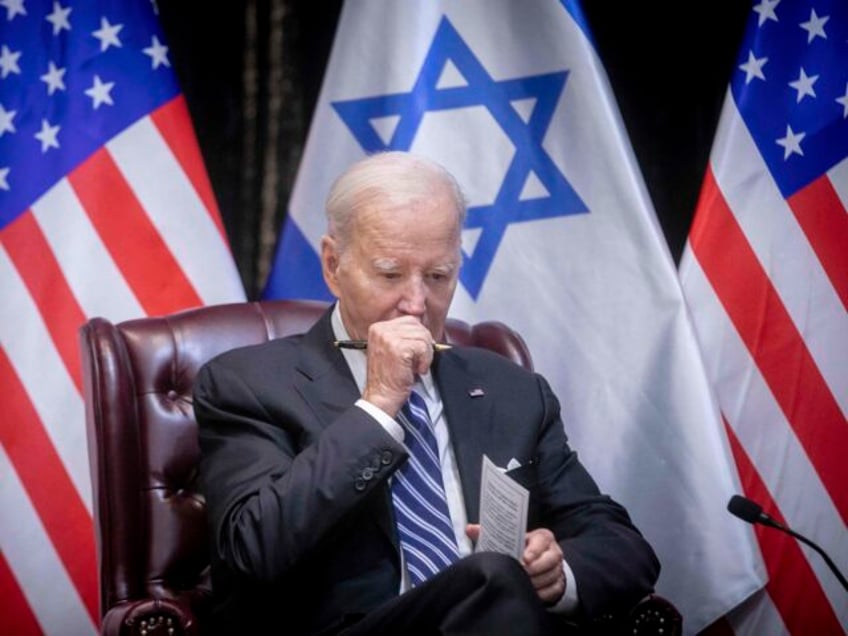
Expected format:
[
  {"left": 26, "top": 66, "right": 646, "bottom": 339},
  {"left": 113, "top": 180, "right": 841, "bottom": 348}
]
[{"left": 468, "top": 387, "right": 485, "bottom": 398}]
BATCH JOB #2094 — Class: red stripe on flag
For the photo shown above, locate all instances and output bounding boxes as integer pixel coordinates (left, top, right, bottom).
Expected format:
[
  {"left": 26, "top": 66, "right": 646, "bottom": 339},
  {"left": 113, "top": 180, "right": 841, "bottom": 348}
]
[
  {"left": 0, "top": 211, "right": 85, "bottom": 393},
  {"left": 0, "top": 552, "right": 43, "bottom": 636},
  {"left": 786, "top": 174, "right": 848, "bottom": 310},
  {"left": 690, "top": 170, "right": 848, "bottom": 524},
  {"left": 150, "top": 95, "right": 229, "bottom": 242},
  {"left": 67, "top": 147, "right": 203, "bottom": 317},
  {"left": 0, "top": 350, "right": 99, "bottom": 624},
  {"left": 725, "top": 419, "right": 842, "bottom": 634}
]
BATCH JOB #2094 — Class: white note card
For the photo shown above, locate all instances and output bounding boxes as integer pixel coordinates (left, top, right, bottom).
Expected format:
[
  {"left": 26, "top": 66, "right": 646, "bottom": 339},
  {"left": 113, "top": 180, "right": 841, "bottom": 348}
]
[{"left": 476, "top": 454, "right": 529, "bottom": 560}]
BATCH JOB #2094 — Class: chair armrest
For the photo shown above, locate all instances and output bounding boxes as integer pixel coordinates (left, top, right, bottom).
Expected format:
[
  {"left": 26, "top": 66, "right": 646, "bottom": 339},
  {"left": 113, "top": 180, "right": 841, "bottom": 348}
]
[
  {"left": 100, "top": 598, "right": 199, "bottom": 636},
  {"left": 628, "top": 594, "right": 683, "bottom": 635},
  {"left": 586, "top": 593, "right": 682, "bottom": 635}
]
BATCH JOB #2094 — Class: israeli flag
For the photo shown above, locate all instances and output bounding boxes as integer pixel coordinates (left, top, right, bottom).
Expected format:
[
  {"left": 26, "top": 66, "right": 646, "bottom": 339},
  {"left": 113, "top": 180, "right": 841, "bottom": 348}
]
[{"left": 264, "top": 1, "right": 763, "bottom": 630}]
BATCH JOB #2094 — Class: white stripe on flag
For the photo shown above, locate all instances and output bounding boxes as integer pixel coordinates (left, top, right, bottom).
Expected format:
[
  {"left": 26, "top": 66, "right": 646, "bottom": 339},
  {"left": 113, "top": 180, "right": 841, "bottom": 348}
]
[
  {"left": 0, "top": 247, "right": 91, "bottom": 511},
  {"left": 32, "top": 179, "right": 145, "bottom": 323},
  {"left": 0, "top": 446, "right": 96, "bottom": 636},
  {"left": 107, "top": 117, "right": 245, "bottom": 306},
  {"left": 711, "top": 106, "right": 847, "bottom": 414},
  {"left": 831, "top": 158, "right": 848, "bottom": 209}
]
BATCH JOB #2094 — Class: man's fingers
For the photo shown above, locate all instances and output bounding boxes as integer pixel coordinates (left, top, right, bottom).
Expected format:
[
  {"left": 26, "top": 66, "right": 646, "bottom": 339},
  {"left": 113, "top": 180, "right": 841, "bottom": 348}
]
[
  {"left": 529, "top": 566, "right": 561, "bottom": 590},
  {"left": 534, "top": 573, "right": 566, "bottom": 605},
  {"left": 522, "top": 529, "right": 561, "bottom": 569}
]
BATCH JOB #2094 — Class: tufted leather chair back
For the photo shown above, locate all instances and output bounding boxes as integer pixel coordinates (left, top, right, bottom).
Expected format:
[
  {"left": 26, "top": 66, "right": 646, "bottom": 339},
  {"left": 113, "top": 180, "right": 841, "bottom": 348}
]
[{"left": 79, "top": 299, "right": 533, "bottom": 633}]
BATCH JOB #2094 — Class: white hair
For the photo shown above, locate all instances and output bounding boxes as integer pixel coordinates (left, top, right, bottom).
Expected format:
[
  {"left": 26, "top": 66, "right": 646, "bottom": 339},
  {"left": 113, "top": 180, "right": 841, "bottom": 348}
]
[{"left": 325, "top": 151, "right": 467, "bottom": 251}]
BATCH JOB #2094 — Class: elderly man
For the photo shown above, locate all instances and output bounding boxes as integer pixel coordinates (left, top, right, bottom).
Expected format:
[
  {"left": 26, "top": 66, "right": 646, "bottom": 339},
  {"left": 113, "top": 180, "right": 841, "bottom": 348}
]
[{"left": 193, "top": 151, "right": 659, "bottom": 635}]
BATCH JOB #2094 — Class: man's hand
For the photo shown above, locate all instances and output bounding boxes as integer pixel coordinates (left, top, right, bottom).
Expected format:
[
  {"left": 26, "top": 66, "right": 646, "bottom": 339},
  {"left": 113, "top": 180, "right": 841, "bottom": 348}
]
[
  {"left": 465, "top": 524, "right": 566, "bottom": 605},
  {"left": 522, "top": 528, "right": 565, "bottom": 605},
  {"left": 361, "top": 316, "right": 435, "bottom": 415}
]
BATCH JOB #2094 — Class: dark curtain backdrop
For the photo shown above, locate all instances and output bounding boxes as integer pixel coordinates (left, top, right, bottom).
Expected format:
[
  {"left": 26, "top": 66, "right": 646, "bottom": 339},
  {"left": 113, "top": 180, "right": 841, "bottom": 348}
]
[{"left": 157, "top": 1, "right": 750, "bottom": 299}]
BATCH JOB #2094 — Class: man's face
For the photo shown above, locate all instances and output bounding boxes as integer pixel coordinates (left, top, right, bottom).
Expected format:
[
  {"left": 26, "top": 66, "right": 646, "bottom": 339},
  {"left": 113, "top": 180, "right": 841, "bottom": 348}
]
[{"left": 321, "top": 189, "right": 461, "bottom": 342}]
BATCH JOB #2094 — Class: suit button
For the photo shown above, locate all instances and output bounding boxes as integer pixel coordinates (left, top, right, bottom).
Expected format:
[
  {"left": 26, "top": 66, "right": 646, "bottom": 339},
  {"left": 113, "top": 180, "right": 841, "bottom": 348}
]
[
  {"left": 362, "top": 467, "right": 374, "bottom": 480},
  {"left": 354, "top": 479, "right": 366, "bottom": 492},
  {"left": 381, "top": 450, "right": 393, "bottom": 465}
]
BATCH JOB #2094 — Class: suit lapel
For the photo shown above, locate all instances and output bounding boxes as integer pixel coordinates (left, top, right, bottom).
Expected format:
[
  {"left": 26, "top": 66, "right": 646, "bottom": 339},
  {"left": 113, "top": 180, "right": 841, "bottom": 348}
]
[
  {"left": 433, "top": 351, "right": 493, "bottom": 523},
  {"left": 292, "top": 310, "right": 360, "bottom": 418}
]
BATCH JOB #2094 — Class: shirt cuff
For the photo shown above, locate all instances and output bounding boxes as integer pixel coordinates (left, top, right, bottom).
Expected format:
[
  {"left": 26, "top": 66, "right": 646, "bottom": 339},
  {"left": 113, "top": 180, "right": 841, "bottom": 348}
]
[
  {"left": 355, "top": 399, "right": 405, "bottom": 442},
  {"left": 547, "top": 557, "right": 579, "bottom": 614}
]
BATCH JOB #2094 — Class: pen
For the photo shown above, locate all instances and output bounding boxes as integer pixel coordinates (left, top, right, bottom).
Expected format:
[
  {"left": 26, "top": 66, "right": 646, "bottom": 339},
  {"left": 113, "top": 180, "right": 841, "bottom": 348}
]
[{"left": 333, "top": 340, "right": 452, "bottom": 352}]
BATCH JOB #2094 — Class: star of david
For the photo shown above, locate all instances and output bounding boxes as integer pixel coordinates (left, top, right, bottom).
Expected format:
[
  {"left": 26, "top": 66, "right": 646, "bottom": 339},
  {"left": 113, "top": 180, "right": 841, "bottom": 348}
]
[{"left": 332, "top": 17, "right": 588, "bottom": 299}]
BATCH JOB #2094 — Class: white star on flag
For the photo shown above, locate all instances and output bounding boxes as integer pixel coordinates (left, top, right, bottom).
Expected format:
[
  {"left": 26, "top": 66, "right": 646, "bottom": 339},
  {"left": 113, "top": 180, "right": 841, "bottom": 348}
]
[
  {"left": 40, "top": 60, "right": 67, "bottom": 94},
  {"left": 0, "top": 165, "right": 9, "bottom": 190},
  {"left": 0, "top": 43, "right": 21, "bottom": 77},
  {"left": 0, "top": 0, "right": 26, "bottom": 21},
  {"left": 800, "top": 8, "right": 829, "bottom": 43},
  {"left": 776, "top": 124, "right": 805, "bottom": 159},
  {"left": 753, "top": 0, "right": 781, "bottom": 26},
  {"left": 45, "top": 1, "right": 71, "bottom": 35},
  {"left": 85, "top": 74, "right": 115, "bottom": 109},
  {"left": 143, "top": 35, "right": 170, "bottom": 69},
  {"left": 92, "top": 16, "right": 123, "bottom": 51},
  {"left": 0, "top": 102, "right": 16, "bottom": 136},
  {"left": 739, "top": 51, "right": 767, "bottom": 84},
  {"left": 788, "top": 67, "right": 818, "bottom": 102},
  {"left": 837, "top": 82, "right": 848, "bottom": 118},
  {"left": 34, "top": 118, "right": 60, "bottom": 152}
]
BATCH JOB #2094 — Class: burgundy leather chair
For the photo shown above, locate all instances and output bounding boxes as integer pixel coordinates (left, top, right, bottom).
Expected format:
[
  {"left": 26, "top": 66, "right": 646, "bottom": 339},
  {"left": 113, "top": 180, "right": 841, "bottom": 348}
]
[{"left": 79, "top": 299, "right": 681, "bottom": 635}]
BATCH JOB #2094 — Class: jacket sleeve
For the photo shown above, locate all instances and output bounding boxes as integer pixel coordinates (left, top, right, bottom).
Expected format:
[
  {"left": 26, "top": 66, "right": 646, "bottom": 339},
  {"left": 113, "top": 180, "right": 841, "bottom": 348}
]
[{"left": 193, "top": 357, "right": 407, "bottom": 584}]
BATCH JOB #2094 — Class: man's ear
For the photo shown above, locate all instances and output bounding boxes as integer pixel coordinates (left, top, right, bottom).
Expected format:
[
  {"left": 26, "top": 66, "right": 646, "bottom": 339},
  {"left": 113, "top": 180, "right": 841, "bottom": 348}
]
[{"left": 321, "top": 235, "right": 342, "bottom": 297}]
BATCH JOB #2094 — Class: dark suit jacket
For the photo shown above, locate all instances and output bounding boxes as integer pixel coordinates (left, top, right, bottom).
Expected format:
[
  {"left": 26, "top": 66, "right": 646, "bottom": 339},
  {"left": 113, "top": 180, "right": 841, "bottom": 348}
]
[{"left": 193, "top": 309, "right": 659, "bottom": 635}]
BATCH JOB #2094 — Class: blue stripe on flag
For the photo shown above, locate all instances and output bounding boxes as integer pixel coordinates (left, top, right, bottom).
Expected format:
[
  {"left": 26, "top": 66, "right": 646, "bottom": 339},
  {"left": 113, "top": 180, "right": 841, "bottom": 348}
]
[{"left": 262, "top": 216, "right": 332, "bottom": 300}]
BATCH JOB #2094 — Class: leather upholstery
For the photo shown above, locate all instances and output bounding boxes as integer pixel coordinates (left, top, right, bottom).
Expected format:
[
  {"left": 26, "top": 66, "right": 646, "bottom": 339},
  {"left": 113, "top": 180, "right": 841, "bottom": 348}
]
[{"left": 80, "top": 298, "right": 680, "bottom": 635}]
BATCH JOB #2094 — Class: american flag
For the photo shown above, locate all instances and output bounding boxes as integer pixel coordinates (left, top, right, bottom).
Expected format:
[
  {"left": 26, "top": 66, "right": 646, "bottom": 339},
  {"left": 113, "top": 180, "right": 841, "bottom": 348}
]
[
  {"left": 0, "top": 1, "right": 244, "bottom": 633},
  {"left": 680, "top": 0, "right": 847, "bottom": 632}
]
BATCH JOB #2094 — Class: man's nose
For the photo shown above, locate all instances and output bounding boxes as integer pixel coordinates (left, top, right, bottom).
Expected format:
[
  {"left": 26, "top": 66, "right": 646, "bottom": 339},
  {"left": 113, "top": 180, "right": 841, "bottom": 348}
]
[{"left": 398, "top": 278, "right": 426, "bottom": 316}]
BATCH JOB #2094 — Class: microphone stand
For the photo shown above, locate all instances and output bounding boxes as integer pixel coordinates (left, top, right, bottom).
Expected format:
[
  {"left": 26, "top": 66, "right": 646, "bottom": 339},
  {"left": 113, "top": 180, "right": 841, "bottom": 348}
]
[{"left": 776, "top": 523, "right": 848, "bottom": 593}]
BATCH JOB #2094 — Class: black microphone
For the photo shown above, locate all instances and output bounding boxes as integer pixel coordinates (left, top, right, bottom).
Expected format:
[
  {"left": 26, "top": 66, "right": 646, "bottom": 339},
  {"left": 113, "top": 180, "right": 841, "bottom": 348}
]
[
  {"left": 727, "top": 494, "right": 786, "bottom": 530},
  {"left": 727, "top": 495, "right": 848, "bottom": 593}
]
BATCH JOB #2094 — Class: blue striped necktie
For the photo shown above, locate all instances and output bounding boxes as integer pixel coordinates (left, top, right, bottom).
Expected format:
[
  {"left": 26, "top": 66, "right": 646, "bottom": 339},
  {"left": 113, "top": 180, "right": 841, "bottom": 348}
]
[{"left": 391, "top": 390, "right": 460, "bottom": 586}]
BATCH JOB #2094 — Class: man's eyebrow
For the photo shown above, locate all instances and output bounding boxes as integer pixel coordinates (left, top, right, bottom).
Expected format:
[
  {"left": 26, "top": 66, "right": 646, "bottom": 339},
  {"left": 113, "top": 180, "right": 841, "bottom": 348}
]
[
  {"left": 431, "top": 263, "right": 457, "bottom": 274},
  {"left": 372, "top": 258, "right": 400, "bottom": 271},
  {"left": 370, "top": 258, "right": 458, "bottom": 272}
]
